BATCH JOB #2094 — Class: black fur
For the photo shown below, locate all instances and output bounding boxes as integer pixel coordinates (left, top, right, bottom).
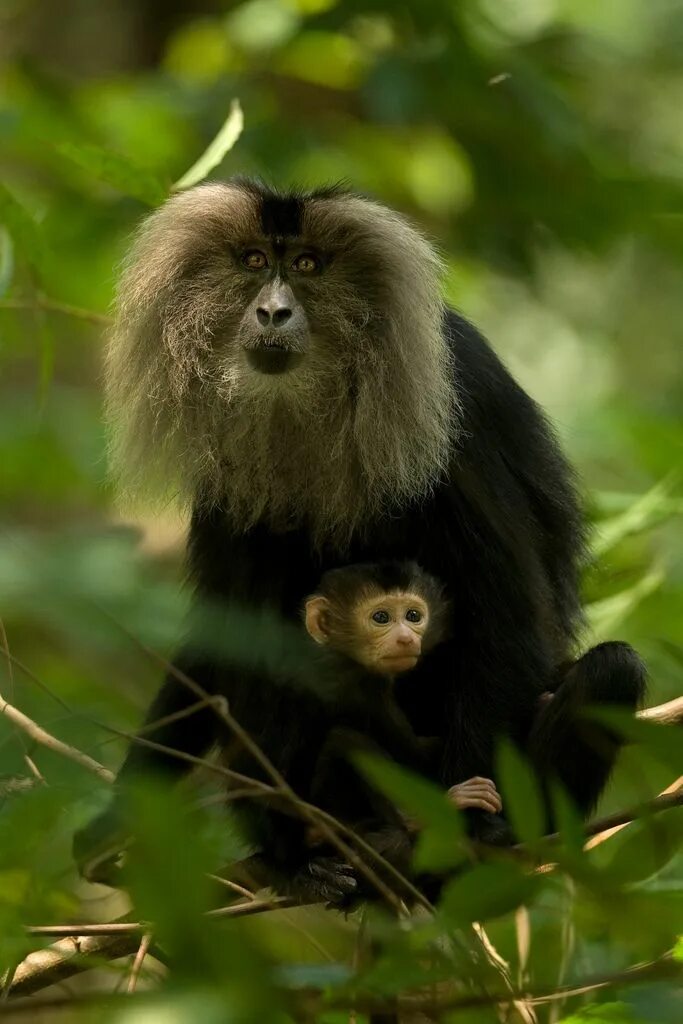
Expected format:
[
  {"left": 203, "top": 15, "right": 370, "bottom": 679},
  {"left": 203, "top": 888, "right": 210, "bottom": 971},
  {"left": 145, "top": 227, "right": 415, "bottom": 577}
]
[{"left": 74, "top": 310, "right": 646, "bottom": 895}]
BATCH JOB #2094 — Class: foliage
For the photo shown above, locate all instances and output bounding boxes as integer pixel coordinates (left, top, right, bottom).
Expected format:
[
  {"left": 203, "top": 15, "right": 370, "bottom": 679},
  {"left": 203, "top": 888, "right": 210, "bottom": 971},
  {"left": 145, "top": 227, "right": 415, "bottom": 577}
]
[{"left": 0, "top": 0, "right": 682, "bottom": 1020}]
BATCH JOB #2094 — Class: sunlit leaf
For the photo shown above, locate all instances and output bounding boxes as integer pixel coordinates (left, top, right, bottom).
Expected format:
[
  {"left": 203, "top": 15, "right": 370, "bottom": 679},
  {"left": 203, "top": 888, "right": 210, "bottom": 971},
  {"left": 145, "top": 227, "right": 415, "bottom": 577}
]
[
  {"left": 586, "top": 568, "right": 664, "bottom": 637},
  {"left": 592, "top": 476, "right": 680, "bottom": 558},
  {"left": 558, "top": 1002, "right": 635, "bottom": 1022},
  {"left": 0, "top": 228, "right": 14, "bottom": 296},
  {"left": 172, "top": 101, "right": 245, "bottom": 192},
  {"left": 58, "top": 142, "right": 168, "bottom": 206},
  {"left": 277, "top": 31, "right": 365, "bottom": 88},
  {"left": 227, "top": 0, "right": 299, "bottom": 51},
  {"left": 594, "top": 490, "right": 683, "bottom": 518},
  {"left": 0, "top": 185, "right": 46, "bottom": 278}
]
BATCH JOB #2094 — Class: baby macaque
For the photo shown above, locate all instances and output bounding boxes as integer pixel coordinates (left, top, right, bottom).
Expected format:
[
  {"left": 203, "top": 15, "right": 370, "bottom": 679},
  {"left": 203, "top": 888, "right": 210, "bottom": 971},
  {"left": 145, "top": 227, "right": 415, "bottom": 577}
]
[{"left": 300, "top": 562, "right": 502, "bottom": 872}]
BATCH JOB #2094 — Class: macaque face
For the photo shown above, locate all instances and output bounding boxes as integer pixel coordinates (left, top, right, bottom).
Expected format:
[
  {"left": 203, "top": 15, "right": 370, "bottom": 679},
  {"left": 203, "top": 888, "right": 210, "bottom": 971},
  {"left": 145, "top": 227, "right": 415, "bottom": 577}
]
[
  {"left": 356, "top": 592, "right": 430, "bottom": 674},
  {"left": 305, "top": 589, "right": 431, "bottom": 676}
]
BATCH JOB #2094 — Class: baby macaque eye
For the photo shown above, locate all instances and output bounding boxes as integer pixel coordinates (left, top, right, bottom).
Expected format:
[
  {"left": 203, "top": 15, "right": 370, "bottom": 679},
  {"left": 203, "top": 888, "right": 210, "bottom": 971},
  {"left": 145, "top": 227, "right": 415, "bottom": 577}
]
[
  {"left": 371, "top": 610, "right": 391, "bottom": 625},
  {"left": 405, "top": 609, "right": 422, "bottom": 623}
]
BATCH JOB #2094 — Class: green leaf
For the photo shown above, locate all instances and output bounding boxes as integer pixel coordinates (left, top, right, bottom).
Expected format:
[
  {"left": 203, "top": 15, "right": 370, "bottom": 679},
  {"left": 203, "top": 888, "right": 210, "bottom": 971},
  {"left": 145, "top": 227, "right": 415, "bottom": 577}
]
[
  {"left": 353, "top": 752, "right": 468, "bottom": 872},
  {"left": 604, "top": 809, "right": 683, "bottom": 885},
  {"left": 0, "top": 184, "right": 47, "bottom": 278},
  {"left": 439, "top": 861, "right": 539, "bottom": 925},
  {"left": 587, "top": 708, "right": 682, "bottom": 776},
  {"left": 172, "top": 100, "right": 244, "bottom": 191},
  {"left": 594, "top": 489, "right": 683, "bottom": 518},
  {"left": 0, "top": 227, "right": 14, "bottom": 296},
  {"left": 592, "top": 475, "right": 680, "bottom": 558},
  {"left": 58, "top": 142, "right": 168, "bottom": 206},
  {"left": 496, "top": 740, "right": 545, "bottom": 844},
  {"left": 673, "top": 936, "right": 683, "bottom": 962},
  {"left": 558, "top": 1002, "right": 635, "bottom": 1023},
  {"left": 586, "top": 567, "right": 664, "bottom": 637}
]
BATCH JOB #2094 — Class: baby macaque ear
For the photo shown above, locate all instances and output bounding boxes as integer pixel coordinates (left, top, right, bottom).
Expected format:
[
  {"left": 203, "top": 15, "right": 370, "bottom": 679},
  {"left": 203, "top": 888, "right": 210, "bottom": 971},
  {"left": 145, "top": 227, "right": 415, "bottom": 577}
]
[{"left": 304, "top": 596, "right": 330, "bottom": 644}]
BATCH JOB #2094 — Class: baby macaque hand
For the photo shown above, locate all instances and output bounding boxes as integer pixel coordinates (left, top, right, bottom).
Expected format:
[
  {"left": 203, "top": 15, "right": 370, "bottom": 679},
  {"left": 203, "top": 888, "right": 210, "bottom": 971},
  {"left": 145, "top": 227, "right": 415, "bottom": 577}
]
[{"left": 447, "top": 777, "right": 502, "bottom": 814}]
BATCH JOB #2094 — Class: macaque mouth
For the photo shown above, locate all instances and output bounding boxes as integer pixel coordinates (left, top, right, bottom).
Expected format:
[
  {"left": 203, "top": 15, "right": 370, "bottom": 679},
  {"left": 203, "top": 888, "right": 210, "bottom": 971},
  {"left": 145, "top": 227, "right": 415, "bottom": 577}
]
[
  {"left": 244, "top": 343, "right": 304, "bottom": 376},
  {"left": 382, "top": 653, "right": 419, "bottom": 670}
]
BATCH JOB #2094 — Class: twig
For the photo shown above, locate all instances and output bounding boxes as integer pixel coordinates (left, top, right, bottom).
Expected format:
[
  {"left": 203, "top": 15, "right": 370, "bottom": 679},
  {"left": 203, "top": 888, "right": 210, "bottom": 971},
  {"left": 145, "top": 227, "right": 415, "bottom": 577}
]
[
  {"left": 127, "top": 932, "right": 152, "bottom": 994},
  {"left": 0, "top": 296, "right": 110, "bottom": 325},
  {"left": 583, "top": 789, "right": 683, "bottom": 839},
  {"left": 584, "top": 776, "right": 683, "bottom": 850},
  {"left": 0, "top": 688, "right": 114, "bottom": 783},
  {"left": 25, "top": 896, "right": 301, "bottom": 938},
  {"left": 6, "top": 934, "right": 137, "bottom": 998},
  {"left": 472, "top": 923, "right": 536, "bottom": 1024},
  {"left": 638, "top": 696, "right": 683, "bottom": 725},
  {"left": 207, "top": 873, "right": 257, "bottom": 901}
]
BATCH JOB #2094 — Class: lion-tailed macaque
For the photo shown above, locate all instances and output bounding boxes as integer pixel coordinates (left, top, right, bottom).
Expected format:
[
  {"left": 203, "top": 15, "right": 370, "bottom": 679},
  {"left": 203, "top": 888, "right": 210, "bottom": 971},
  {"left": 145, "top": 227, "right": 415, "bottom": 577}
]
[{"left": 74, "top": 180, "right": 646, "bottom": 903}]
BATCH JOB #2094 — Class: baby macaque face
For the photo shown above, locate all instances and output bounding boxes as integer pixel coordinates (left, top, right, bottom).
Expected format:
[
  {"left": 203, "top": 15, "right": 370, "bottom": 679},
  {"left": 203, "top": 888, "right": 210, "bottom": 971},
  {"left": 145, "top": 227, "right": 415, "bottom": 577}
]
[
  {"left": 353, "top": 592, "right": 430, "bottom": 675},
  {"left": 305, "top": 586, "right": 431, "bottom": 676}
]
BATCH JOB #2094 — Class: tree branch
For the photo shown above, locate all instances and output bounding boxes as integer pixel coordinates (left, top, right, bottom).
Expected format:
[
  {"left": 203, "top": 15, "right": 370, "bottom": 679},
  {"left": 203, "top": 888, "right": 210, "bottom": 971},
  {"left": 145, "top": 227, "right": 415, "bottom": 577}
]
[
  {"left": 0, "top": 689, "right": 114, "bottom": 783},
  {"left": 7, "top": 897, "right": 301, "bottom": 998},
  {"left": 583, "top": 789, "right": 683, "bottom": 839},
  {"left": 638, "top": 696, "right": 683, "bottom": 725}
]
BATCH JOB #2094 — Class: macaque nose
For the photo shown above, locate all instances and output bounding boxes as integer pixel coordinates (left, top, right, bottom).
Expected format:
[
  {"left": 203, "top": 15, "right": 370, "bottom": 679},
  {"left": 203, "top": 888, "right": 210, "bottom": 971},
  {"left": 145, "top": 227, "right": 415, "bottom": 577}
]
[
  {"left": 256, "top": 304, "right": 292, "bottom": 328},
  {"left": 396, "top": 626, "right": 418, "bottom": 649}
]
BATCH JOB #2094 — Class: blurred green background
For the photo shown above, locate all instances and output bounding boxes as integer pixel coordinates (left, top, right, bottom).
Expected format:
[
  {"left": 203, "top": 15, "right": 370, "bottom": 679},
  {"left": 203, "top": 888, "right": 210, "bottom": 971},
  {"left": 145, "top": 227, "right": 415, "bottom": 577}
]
[{"left": 0, "top": 1, "right": 682, "bottom": 1019}]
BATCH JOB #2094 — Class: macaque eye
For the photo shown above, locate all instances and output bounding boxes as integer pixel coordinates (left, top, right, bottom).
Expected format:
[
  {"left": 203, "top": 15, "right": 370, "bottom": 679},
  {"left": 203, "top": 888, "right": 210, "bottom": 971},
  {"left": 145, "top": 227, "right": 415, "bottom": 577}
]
[
  {"left": 371, "top": 610, "right": 391, "bottom": 625},
  {"left": 292, "top": 253, "right": 319, "bottom": 273},
  {"left": 242, "top": 250, "right": 268, "bottom": 270},
  {"left": 406, "top": 609, "right": 422, "bottom": 623}
]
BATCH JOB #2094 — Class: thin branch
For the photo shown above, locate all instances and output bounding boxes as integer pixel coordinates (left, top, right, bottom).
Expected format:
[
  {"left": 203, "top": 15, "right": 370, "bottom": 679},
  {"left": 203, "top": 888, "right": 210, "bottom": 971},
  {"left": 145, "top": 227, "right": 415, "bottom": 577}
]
[
  {"left": 0, "top": 296, "right": 110, "bottom": 325},
  {"left": 638, "top": 696, "right": 683, "bottom": 725},
  {"left": 472, "top": 922, "right": 537, "bottom": 1024},
  {"left": 6, "top": 934, "right": 137, "bottom": 998},
  {"left": 583, "top": 789, "right": 683, "bottom": 839},
  {"left": 207, "top": 873, "right": 257, "bottom": 901},
  {"left": 127, "top": 932, "right": 152, "bottom": 994},
  {"left": 0, "top": 689, "right": 114, "bottom": 783},
  {"left": 25, "top": 896, "right": 300, "bottom": 939},
  {"left": 584, "top": 775, "right": 683, "bottom": 850}
]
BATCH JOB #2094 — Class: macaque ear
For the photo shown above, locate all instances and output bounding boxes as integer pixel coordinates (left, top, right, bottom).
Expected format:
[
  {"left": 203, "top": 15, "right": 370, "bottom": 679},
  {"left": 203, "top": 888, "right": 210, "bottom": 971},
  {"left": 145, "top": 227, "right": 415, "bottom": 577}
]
[{"left": 304, "top": 596, "right": 331, "bottom": 644}]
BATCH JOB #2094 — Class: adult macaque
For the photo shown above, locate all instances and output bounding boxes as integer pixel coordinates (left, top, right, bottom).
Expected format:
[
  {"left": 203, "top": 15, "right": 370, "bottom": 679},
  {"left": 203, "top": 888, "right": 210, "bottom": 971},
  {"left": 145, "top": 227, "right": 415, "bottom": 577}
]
[{"left": 75, "top": 180, "right": 646, "bottom": 901}]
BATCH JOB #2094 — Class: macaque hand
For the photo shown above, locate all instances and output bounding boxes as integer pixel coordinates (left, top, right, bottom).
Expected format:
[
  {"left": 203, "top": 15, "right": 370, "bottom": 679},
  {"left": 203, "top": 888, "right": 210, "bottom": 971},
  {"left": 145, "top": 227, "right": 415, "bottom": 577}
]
[
  {"left": 290, "top": 856, "right": 358, "bottom": 907},
  {"left": 447, "top": 777, "right": 502, "bottom": 814}
]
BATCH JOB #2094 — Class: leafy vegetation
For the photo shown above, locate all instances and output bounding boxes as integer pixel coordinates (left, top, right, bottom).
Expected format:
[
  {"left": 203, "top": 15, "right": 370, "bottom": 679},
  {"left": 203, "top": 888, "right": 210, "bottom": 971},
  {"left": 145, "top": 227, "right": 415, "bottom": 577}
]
[{"left": 0, "top": 1, "right": 681, "bottom": 1020}]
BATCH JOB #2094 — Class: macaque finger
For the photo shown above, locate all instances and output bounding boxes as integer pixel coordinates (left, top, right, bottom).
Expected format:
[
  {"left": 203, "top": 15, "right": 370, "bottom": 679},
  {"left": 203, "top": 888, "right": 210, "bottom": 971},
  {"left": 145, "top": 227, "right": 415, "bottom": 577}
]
[
  {"left": 448, "top": 784, "right": 502, "bottom": 813},
  {"left": 451, "top": 794, "right": 501, "bottom": 813},
  {"left": 467, "top": 798, "right": 501, "bottom": 813}
]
